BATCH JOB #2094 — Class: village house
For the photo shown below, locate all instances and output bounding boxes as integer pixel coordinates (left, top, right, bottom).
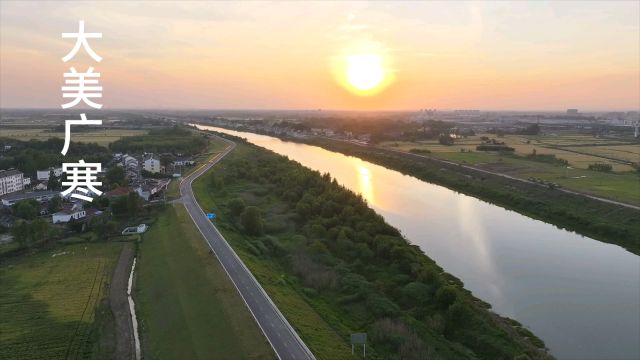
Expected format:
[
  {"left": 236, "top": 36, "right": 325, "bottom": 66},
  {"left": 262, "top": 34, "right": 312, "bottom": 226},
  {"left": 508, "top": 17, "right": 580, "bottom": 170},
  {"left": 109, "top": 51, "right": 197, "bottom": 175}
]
[
  {"left": 1, "top": 190, "right": 59, "bottom": 206},
  {"left": 52, "top": 203, "right": 86, "bottom": 224},
  {"left": 36, "top": 167, "right": 63, "bottom": 181},
  {"left": 173, "top": 158, "right": 195, "bottom": 166},
  {"left": 135, "top": 179, "right": 170, "bottom": 201},
  {"left": 143, "top": 156, "right": 161, "bottom": 173}
]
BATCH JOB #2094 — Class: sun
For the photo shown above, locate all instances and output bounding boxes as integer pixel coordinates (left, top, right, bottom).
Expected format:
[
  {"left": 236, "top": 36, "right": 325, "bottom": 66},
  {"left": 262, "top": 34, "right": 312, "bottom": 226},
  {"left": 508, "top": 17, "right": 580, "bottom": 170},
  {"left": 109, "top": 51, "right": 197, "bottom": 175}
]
[
  {"left": 346, "top": 54, "right": 385, "bottom": 91},
  {"left": 335, "top": 51, "right": 393, "bottom": 96}
]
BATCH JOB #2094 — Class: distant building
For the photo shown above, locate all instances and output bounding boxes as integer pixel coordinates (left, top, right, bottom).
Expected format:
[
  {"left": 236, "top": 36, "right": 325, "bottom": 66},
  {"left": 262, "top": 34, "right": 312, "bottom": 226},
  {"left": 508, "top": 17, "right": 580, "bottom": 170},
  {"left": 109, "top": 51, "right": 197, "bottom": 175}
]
[
  {"left": 122, "top": 155, "right": 138, "bottom": 169},
  {"left": 135, "top": 179, "right": 169, "bottom": 201},
  {"left": 1, "top": 190, "right": 59, "bottom": 206},
  {"left": 0, "top": 169, "right": 25, "bottom": 196},
  {"left": 36, "top": 167, "right": 63, "bottom": 181},
  {"left": 143, "top": 157, "right": 161, "bottom": 173},
  {"left": 33, "top": 182, "right": 48, "bottom": 191},
  {"left": 566, "top": 109, "right": 579, "bottom": 115},
  {"left": 173, "top": 158, "right": 195, "bottom": 166},
  {"left": 52, "top": 204, "right": 86, "bottom": 224}
]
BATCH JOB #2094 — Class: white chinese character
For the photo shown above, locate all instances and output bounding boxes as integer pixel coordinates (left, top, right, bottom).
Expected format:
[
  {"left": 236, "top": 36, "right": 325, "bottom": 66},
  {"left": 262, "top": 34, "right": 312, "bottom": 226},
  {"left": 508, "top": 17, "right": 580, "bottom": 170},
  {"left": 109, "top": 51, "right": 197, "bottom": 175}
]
[
  {"left": 61, "top": 160, "right": 103, "bottom": 202},
  {"left": 62, "top": 20, "right": 102, "bottom": 62},
  {"left": 61, "top": 113, "right": 102, "bottom": 155},
  {"left": 61, "top": 66, "right": 103, "bottom": 109}
]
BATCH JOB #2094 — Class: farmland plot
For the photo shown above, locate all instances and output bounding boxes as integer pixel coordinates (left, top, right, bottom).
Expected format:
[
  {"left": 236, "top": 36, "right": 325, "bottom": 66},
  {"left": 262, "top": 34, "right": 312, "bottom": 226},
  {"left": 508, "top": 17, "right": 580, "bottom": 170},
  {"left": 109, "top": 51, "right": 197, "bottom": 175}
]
[{"left": 0, "top": 243, "right": 122, "bottom": 360}]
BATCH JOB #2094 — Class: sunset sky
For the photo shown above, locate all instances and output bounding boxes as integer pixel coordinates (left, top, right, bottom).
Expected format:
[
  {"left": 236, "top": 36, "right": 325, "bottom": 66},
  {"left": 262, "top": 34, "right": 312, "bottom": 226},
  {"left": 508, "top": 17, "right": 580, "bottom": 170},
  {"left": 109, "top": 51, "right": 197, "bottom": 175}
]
[{"left": 1, "top": 1, "right": 638, "bottom": 111}]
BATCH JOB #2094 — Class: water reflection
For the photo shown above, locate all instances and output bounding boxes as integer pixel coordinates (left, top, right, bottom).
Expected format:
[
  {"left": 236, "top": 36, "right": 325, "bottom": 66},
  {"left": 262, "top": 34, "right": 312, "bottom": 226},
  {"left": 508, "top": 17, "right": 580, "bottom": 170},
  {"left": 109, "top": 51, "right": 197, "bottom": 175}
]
[
  {"left": 456, "top": 196, "right": 505, "bottom": 306},
  {"left": 357, "top": 166, "right": 375, "bottom": 204},
  {"left": 197, "top": 125, "right": 640, "bottom": 360}
]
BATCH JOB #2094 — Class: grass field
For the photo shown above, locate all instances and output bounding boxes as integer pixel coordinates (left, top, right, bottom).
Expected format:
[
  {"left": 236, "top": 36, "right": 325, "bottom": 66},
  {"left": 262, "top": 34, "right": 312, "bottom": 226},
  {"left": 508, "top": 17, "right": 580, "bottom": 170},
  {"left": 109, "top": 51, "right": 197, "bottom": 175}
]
[
  {"left": 192, "top": 145, "right": 358, "bottom": 360},
  {"left": 0, "top": 127, "right": 148, "bottom": 145},
  {"left": 0, "top": 242, "right": 123, "bottom": 360},
  {"left": 135, "top": 204, "right": 275, "bottom": 360},
  {"left": 380, "top": 133, "right": 640, "bottom": 205}
]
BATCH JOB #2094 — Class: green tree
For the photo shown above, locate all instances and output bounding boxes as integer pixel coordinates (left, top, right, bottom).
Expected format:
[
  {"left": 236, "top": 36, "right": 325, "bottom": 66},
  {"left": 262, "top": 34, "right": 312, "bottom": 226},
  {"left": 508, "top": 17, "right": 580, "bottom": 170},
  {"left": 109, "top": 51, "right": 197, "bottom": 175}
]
[
  {"left": 401, "top": 282, "right": 432, "bottom": 306},
  {"left": 89, "top": 216, "right": 117, "bottom": 240},
  {"left": 94, "top": 195, "right": 110, "bottom": 209},
  {"left": 106, "top": 166, "right": 126, "bottom": 188},
  {"left": 447, "top": 301, "right": 471, "bottom": 326},
  {"left": 435, "top": 285, "right": 458, "bottom": 308},
  {"left": 13, "top": 200, "right": 38, "bottom": 220},
  {"left": 11, "top": 220, "right": 30, "bottom": 248},
  {"left": 47, "top": 195, "right": 62, "bottom": 214},
  {"left": 240, "top": 206, "right": 263, "bottom": 235},
  {"left": 111, "top": 195, "right": 128, "bottom": 216},
  {"left": 30, "top": 218, "right": 50, "bottom": 244},
  {"left": 438, "top": 133, "right": 454, "bottom": 145},
  {"left": 228, "top": 197, "right": 245, "bottom": 217},
  {"left": 47, "top": 171, "right": 61, "bottom": 191},
  {"left": 127, "top": 192, "right": 144, "bottom": 219}
]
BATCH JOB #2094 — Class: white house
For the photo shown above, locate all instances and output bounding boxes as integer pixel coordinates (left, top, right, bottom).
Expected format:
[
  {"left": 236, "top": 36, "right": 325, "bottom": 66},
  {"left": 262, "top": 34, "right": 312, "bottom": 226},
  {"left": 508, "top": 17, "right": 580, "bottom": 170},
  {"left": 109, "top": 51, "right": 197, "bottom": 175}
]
[
  {"left": 143, "top": 158, "right": 161, "bottom": 173},
  {"left": 0, "top": 169, "right": 24, "bottom": 196},
  {"left": 36, "top": 167, "right": 63, "bottom": 181},
  {"left": 52, "top": 204, "right": 86, "bottom": 224},
  {"left": 173, "top": 159, "right": 195, "bottom": 166}
]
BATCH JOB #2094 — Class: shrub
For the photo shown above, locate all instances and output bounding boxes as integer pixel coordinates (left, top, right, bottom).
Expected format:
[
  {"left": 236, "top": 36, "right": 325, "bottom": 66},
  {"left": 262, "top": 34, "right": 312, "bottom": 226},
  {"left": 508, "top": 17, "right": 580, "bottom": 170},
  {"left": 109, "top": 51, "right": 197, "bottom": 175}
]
[
  {"left": 240, "top": 206, "right": 263, "bottom": 235},
  {"left": 435, "top": 285, "right": 458, "bottom": 308},
  {"left": 227, "top": 197, "right": 245, "bottom": 216}
]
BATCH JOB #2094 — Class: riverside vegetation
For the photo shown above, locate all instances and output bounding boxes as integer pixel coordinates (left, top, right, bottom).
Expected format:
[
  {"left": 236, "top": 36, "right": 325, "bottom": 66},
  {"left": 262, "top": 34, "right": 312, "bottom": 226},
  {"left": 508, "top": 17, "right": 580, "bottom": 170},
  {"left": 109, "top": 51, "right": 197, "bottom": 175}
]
[
  {"left": 193, "top": 135, "right": 550, "bottom": 360},
  {"left": 296, "top": 137, "right": 640, "bottom": 255}
]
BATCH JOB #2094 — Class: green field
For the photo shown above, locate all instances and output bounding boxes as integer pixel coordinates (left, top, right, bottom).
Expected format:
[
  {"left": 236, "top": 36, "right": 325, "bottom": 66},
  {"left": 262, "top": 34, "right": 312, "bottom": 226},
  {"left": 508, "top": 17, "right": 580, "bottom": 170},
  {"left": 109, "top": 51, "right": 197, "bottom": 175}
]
[
  {"left": 0, "top": 242, "right": 123, "bottom": 360},
  {"left": 380, "top": 133, "right": 640, "bottom": 205},
  {"left": 135, "top": 205, "right": 275, "bottom": 360},
  {"left": 0, "top": 127, "right": 148, "bottom": 145}
]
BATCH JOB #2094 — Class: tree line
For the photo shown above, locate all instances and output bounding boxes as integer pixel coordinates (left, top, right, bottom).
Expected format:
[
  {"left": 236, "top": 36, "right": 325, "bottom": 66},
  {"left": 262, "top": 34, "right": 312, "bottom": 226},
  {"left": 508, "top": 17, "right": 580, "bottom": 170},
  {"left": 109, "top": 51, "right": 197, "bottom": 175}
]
[{"left": 202, "top": 137, "right": 550, "bottom": 359}]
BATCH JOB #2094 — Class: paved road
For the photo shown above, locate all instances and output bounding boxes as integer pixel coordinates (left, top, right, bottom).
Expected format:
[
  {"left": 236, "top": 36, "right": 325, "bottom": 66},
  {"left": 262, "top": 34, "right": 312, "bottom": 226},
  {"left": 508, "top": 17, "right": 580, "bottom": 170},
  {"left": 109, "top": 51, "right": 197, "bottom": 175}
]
[{"left": 179, "top": 136, "right": 315, "bottom": 360}]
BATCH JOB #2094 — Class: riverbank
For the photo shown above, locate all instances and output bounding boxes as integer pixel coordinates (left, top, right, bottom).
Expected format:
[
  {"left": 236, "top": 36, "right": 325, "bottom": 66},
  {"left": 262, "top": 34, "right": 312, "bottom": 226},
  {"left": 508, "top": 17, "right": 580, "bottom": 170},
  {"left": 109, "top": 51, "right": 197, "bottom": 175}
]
[
  {"left": 192, "top": 137, "right": 551, "bottom": 359},
  {"left": 306, "top": 137, "right": 640, "bottom": 254},
  {"left": 197, "top": 125, "right": 639, "bottom": 255}
]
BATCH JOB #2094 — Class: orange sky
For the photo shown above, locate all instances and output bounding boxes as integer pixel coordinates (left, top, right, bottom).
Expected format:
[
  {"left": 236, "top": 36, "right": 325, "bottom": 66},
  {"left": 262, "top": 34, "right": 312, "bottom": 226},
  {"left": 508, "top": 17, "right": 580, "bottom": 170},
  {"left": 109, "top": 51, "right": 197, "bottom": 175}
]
[{"left": 1, "top": 1, "right": 638, "bottom": 111}]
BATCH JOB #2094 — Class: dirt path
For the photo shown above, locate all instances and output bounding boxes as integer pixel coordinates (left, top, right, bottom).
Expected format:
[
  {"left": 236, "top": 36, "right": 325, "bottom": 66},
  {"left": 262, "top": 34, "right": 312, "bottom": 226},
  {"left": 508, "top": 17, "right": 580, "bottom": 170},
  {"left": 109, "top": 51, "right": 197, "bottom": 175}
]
[{"left": 109, "top": 243, "right": 136, "bottom": 360}]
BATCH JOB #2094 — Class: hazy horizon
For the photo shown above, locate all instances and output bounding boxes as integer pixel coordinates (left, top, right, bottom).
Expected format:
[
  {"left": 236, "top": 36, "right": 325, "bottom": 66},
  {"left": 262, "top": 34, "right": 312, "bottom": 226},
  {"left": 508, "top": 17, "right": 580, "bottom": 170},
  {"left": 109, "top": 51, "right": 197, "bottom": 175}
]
[
  {"left": 1, "top": 107, "right": 638, "bottom": 113},
  {"left": 1, "top": 1, "right": 639, "bottom": 111}
]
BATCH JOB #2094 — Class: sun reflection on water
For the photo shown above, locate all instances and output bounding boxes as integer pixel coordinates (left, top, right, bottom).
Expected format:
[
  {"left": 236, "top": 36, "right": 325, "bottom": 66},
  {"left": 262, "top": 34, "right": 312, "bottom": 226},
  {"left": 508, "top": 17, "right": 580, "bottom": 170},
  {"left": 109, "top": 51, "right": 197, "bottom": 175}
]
[{"left": 357, "top": 165, "right": 375, "bottom": 205}]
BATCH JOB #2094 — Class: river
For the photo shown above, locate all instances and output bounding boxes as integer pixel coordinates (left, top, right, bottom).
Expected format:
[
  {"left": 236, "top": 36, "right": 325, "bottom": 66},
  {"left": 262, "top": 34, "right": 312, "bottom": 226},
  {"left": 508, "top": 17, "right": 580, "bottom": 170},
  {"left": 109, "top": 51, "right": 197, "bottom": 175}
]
[{"left": 196, "top": 124, "right": 640, "bottom": 360}]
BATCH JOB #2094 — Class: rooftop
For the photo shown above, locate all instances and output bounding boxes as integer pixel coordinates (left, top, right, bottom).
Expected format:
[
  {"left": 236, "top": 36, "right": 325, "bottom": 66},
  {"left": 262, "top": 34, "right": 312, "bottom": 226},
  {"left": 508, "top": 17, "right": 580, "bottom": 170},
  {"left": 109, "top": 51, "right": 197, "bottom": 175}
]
[
  {"left": 0, "top": 169, "right": 22, "bottom": 178},
  {"left": 1, "top": 190, "right": 59, "bottom": 202}
]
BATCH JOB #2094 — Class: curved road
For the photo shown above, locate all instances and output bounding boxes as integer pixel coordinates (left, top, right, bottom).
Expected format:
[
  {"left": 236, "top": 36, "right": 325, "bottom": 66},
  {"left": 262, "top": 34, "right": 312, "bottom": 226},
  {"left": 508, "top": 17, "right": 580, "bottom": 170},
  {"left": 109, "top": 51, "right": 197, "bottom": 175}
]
[{"left": 179, "top": 136, "right": 315, "bottom": 360}]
